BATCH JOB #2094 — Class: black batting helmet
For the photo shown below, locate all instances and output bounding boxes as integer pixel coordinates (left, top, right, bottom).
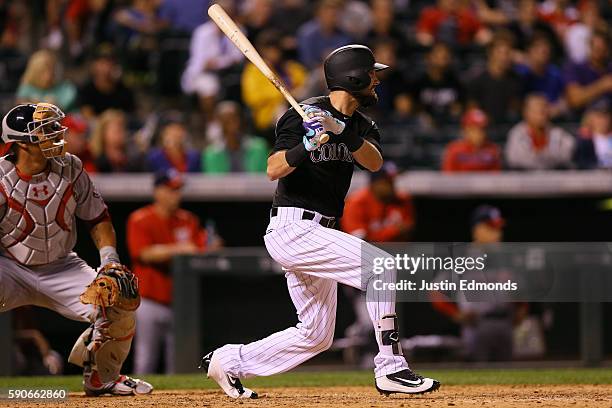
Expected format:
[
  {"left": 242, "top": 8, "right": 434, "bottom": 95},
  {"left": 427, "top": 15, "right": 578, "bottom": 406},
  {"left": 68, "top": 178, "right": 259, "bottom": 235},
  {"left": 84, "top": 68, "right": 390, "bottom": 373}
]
[{"left": 323, "top": 44, "right": 388, "bottom": 93}]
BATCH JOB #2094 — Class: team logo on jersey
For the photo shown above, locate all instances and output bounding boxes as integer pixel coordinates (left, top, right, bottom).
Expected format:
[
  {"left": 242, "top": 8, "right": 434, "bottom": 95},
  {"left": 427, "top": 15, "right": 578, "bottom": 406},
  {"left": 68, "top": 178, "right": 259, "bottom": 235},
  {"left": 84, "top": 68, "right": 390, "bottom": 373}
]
[
  {"left": 32, "top": 185, "right": 49, "bottom": 197},
  {"left": 309, "top": 142, "right": 353, "bottom": 163}
]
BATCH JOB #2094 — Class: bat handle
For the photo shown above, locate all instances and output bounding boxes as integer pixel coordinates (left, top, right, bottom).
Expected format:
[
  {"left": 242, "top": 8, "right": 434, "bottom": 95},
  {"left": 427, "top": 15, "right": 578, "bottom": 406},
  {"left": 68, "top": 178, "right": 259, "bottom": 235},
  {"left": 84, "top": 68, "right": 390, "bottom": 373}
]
[{"left": 319, "top": 133, "right": 330, "bottom": 144}]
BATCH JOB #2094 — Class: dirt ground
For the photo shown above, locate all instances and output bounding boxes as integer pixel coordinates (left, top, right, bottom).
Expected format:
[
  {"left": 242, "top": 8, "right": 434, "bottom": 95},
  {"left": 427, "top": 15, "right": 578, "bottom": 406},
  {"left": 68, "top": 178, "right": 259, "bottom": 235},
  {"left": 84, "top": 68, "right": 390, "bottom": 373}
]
[{"left": 3, "top": 385, "right": 612, "bottom": 408}]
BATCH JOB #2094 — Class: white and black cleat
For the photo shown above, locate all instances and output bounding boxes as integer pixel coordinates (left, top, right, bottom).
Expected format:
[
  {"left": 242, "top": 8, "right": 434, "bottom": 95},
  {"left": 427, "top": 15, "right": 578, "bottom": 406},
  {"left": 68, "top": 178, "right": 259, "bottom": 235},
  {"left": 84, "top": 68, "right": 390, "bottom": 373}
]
[
  {"left": 375, "top": 369, "right": 441, "bottom": 396},
  {"left": 200, "top": 351, "right": 258, "bottom": 399},
  {"left": 84, "top": 370, "right": 153, "bottom": 396}
]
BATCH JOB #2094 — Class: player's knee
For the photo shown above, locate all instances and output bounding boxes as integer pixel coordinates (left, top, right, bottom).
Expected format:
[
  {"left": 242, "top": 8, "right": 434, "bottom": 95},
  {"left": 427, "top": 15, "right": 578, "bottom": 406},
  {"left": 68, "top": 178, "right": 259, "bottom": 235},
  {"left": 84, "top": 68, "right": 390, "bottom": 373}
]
[
  {"left": 300, "top": 324, "right": 335, "bottom": 351},
  {"left": 319, "top": 331, "right": 335, "bottom": 351}
]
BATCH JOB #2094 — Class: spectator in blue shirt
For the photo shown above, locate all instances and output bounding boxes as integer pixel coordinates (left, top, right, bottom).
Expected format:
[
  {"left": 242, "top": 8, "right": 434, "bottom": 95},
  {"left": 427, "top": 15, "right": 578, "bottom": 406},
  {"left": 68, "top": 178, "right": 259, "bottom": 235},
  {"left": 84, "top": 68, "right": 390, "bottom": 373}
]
[
  {"left": 297, "top": 0, "right": 351, "bottom": 69},
  {"left": 563, "top": 29, "right": 612, "bottom": 113},
  {"left": 147, "top": 121, "right": 201, "bottom": 173},
  {"left": 159, "top": 0, "right": 209, "bottom": 35},
  {"left": 515, "top": 35, "right": 566, "bottom": 117}
]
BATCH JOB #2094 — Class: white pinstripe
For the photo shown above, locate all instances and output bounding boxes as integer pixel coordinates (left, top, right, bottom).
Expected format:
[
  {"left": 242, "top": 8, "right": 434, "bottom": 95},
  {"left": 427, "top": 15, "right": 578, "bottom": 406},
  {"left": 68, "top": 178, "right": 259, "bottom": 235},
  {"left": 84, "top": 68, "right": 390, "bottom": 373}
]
[{"left": 215, "top": 207, "right": 408, "bottom": 379}]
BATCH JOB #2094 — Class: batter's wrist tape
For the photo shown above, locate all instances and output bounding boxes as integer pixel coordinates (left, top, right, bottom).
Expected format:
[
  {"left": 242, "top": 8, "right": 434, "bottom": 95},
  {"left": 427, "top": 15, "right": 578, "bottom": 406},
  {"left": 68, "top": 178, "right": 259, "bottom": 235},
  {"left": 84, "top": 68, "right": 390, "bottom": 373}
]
[
  {"left": 346, "top": 136, "right": 364, "bottom": 152},
  {"left": 99, "top": 246, "right": 120, "bottom": 266},
  {"left": 285, "top": 143, "right": 309, "bottom": 167}
]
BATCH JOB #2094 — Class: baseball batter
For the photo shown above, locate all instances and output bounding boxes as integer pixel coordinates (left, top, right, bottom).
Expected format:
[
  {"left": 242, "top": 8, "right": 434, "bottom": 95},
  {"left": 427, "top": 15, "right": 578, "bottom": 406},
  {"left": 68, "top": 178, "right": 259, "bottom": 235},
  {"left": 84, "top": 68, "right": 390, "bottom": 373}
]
[
  {"left": 201, "top": 45, "right": 440, "bottom": 398},
  {"left": 0, "top": 103, "right": 152, "bottom": 396}
]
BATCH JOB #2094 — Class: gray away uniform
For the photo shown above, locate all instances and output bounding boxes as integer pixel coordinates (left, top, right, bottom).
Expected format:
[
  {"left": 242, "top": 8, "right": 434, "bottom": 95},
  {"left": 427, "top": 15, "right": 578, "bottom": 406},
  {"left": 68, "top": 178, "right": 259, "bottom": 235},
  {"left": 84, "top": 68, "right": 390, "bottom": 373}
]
[{"left": 0, "top": 153, "right": 135, "bottom": 383}]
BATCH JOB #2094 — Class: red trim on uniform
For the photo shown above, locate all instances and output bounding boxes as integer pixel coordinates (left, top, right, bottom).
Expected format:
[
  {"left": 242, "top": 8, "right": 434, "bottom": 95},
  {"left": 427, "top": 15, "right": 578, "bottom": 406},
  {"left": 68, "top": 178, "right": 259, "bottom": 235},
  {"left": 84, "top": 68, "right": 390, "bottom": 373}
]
[
  {"left": 55, "top": 183, "right": 74, "bottom": 231},
  {"left": 0, "top": 183, "right": 35, "bottom": 245},
  {"left": 0, "top": 183, "right": 6, "bottom": 203},
  {"left": 15, "top": 166, "right": 33, "bottom": 181},
  {"left": 115, "top": 331, "right": 135, "bottom": 342},
  {"left": 89, "top": 370, "right": 103, "bottom": 387},
  {"left": 82, "top": 209, "right": 111, "bottom": 230},
  {"left": 0, "top": 142, "right": 13, "bottom": 156}
]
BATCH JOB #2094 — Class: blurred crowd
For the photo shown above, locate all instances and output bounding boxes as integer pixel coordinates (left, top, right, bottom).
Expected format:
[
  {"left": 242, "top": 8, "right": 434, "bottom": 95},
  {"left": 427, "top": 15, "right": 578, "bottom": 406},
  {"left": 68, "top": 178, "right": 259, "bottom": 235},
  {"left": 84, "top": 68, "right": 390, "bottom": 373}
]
[{"left": 0, "top": 0, "right": 611, "bottom": 172}]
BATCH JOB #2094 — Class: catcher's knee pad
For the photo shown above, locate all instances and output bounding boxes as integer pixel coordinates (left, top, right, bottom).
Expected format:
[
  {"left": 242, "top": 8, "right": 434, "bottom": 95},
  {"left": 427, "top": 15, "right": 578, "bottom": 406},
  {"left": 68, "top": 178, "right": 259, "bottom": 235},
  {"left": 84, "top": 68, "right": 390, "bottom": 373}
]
[{"left": 69, "top": 307, "right": 136, "bottom": 383}]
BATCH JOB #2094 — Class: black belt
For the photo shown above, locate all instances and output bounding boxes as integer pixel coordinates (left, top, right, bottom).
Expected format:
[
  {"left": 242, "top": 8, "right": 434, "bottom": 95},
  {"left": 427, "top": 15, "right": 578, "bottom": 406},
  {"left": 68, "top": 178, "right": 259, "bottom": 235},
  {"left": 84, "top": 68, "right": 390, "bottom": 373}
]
[{"left": 270, "top": 207, "right": 336, "bottom": 229}]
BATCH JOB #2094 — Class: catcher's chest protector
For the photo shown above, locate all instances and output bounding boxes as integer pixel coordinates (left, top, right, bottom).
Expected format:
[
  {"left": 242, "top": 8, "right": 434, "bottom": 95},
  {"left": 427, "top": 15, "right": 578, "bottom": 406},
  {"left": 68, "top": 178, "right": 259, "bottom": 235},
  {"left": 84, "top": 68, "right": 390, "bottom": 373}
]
[{"left": 0, "top": 157, "right": 78, "bottom": 265}]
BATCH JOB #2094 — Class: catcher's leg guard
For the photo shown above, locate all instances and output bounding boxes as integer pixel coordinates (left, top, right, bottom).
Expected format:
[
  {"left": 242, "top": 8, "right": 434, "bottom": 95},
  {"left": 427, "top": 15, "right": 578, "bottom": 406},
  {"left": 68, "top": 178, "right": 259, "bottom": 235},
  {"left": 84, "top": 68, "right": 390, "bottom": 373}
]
[{"left": 69, "top": 307, "right": 136, "bottom": 383}]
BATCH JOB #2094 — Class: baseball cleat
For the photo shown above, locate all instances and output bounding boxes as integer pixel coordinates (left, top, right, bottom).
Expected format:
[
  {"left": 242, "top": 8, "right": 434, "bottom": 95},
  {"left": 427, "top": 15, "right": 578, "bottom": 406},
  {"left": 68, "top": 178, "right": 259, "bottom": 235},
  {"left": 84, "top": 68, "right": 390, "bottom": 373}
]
[
  {"left": 375, "top": 369, "right": 440, "bottom": 396},
  {"left": 200, "top": 351, "right": 258, "bottom": 399},
  {"left": 84, "top": 370, "right": 153, "bottom": 396}
]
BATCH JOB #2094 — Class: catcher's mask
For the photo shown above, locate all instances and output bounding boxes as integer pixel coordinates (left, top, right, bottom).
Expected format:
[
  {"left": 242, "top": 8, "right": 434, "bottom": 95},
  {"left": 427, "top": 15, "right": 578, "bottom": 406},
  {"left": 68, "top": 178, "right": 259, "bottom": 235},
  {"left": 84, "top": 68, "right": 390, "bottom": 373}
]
[{"left": 1, "top": 102, "right": 68, "bottom": 166}]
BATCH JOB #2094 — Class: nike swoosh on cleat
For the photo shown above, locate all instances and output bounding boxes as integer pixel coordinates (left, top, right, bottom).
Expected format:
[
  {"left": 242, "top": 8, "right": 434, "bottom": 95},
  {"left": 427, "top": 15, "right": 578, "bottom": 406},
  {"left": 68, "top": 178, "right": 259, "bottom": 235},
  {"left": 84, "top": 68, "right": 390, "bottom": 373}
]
[
  {"left": 227, "top": 375, "right": 238, "bottom": 388},
  {"left": 392, "top": 377, "right": 424, "bottom": 386}
]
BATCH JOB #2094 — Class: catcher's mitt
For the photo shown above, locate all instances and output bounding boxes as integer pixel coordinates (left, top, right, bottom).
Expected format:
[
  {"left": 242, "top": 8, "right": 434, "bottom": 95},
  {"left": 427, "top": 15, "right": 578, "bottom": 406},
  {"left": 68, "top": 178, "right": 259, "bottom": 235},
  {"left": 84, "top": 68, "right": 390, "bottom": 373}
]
[{"left": 80, "top": 263, "right": 140, "bottom": 311}]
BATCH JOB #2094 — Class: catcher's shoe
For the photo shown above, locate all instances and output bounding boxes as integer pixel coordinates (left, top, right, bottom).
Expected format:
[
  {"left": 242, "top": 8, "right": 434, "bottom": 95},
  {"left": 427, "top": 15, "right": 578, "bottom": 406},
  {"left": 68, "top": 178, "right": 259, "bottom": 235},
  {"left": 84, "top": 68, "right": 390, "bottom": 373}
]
[
  {"left": 375, "top": 369, "right": 440, "bottom": 396},
  {"left": 200, "top": 351, "right": 258, "bottom": 399},
  {"left": 84, "top": 369, "right": 153, "bottom": 396}
]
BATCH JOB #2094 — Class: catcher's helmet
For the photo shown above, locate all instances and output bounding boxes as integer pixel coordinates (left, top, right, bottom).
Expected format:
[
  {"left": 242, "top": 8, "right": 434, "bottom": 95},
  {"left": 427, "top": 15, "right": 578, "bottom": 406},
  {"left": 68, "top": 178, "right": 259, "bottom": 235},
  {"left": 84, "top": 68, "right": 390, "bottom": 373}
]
[
  {"left": 2, "top": 103, "right": 68, "bottom": 165},
  {"left": 323, "top": 44, "right": 388, "bottom": 93}
]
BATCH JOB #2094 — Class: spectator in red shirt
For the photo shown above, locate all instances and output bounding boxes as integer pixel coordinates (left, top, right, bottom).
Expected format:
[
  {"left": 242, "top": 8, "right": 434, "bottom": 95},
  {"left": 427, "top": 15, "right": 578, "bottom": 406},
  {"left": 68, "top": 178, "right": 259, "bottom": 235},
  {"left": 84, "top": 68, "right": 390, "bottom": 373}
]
[
  {"left": 127, "top": 170, "right": 218, "bottom": 374},
  {"left": 442, "top": 108, "right": 502, "bottom": 172},
  {"left": 416, "top": 0, "right": 491, "bottom": 47},
  {"left": 343, "top": 161, "right": 414, "bottom": 242}
]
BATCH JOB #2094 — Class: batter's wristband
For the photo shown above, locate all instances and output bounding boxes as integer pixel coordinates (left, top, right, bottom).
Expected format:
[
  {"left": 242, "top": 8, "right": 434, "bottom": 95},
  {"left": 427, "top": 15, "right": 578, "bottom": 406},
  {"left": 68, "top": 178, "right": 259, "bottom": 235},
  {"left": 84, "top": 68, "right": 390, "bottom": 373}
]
[
  {"left": 346, "top": 136, "right": 365, "bottom": 152},
  {"left": 285, "top": 143, "right": 309, "bottom": 167},
  {"left": 99, "top": 246, "right": 120, "bottom": 266}
]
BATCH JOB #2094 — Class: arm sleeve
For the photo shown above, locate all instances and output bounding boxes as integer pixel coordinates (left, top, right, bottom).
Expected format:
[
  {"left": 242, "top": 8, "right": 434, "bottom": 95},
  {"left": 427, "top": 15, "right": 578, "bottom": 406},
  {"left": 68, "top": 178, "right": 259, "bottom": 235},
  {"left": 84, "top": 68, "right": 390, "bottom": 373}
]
[
  {"left": 270, "top": 108, "right": 304, "bottom": 154},
  {"left": 72, "top": 156, "right": 109, "bottom": 224}
]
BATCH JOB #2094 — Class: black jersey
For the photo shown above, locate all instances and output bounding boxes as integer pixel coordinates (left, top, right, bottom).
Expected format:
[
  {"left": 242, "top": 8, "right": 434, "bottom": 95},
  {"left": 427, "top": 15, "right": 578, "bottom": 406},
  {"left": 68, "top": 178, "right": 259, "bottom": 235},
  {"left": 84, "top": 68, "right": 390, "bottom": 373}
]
[{"left": 271, "top": 96, "right": 382, "bottom": 218}]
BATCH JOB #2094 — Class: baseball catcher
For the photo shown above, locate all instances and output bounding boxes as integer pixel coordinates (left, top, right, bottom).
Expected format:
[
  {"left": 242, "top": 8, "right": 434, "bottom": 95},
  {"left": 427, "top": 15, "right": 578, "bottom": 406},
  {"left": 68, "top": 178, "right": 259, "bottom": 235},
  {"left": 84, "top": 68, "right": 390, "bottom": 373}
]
[{"left": 0, "top": 102, "right": 152, "bottom": 396}]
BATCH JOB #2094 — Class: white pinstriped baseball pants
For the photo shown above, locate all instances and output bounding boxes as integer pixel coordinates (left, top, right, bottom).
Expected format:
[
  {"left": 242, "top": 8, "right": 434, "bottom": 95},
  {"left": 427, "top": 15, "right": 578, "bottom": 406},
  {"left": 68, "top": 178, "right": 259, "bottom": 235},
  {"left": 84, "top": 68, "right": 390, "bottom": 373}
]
[{"left": 215, "top": 207, "right": 408, "bottom": 379}]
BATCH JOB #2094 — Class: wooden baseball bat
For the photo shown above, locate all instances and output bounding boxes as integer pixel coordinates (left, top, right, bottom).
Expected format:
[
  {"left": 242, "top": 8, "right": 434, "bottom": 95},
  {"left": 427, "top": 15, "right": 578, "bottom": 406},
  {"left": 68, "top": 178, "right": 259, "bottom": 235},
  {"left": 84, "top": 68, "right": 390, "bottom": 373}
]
[{"left": 207, "top": 3, "right": 329, "bottom": 144}]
